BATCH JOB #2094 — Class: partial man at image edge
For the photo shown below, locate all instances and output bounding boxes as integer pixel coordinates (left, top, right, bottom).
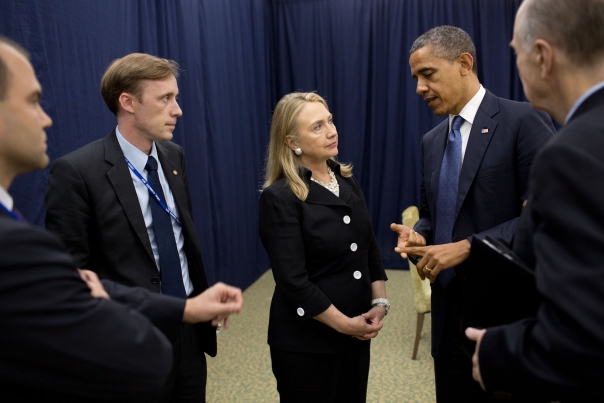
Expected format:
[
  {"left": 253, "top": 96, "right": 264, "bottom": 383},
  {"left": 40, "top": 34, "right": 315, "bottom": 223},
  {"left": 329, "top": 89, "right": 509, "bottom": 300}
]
[
  {"left": 467, "top": 0, "right": 604, "bottom": 401},
  {"left": 0, "top": 36, "right": 242, "bottom": 402},
  {"left": 391, "top": 26, "right": 555, "bottom": 402}
]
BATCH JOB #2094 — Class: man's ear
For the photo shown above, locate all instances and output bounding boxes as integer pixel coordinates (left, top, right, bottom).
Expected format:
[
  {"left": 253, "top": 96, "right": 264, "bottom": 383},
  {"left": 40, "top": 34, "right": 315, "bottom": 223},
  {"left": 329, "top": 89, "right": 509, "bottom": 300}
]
[
  {"left": 118, "top": 93, "right": 136, "bottom": 114},
  {"left": 534, "top": 39, "right": 554, "bottom": 79},
  {"left": 458, "top": 53, "right": 475, "bottom": 76}
]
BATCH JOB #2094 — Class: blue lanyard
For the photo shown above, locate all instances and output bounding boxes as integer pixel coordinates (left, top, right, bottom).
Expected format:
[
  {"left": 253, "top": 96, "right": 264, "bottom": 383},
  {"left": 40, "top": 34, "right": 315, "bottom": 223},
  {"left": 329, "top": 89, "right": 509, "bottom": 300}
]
[
  {"left": 125, "top": 157, "right": 182, "bottom": 226},
  {"left": 0, "top": 202, "right": 18, "bottom": 221}
]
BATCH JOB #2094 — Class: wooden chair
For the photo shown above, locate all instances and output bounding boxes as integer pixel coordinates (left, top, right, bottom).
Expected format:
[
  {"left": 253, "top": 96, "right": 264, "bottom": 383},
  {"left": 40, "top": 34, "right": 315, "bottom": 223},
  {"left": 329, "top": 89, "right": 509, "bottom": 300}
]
[{"left": 402, "top": 206, "right": 431, "bottom": 360}]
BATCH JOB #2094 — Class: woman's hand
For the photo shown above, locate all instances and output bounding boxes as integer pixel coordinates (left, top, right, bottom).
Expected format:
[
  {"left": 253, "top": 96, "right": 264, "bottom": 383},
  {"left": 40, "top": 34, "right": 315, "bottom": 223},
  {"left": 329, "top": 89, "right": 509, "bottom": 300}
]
[
  {"left": 314, "top": 304, "right": 382, "bottom": 340},
  {"left": 362, "top": 306, "right": 386, "bottom": 325},
  {"left": 341, "top": 315, "right": 383, "bottom": 340}
]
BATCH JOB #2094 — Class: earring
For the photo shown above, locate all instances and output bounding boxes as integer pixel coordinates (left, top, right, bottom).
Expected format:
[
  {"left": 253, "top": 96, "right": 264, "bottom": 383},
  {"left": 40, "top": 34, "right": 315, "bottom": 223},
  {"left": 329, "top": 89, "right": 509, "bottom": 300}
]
[{"left": 294, "top": 148, "right": 302, "bottom": 156}]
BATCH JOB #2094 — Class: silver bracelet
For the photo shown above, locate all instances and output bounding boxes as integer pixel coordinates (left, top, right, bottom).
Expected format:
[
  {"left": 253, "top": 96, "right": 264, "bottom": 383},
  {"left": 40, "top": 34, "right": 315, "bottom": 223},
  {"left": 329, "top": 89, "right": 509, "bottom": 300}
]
[{"left": 371, "top": 298, "right": 390, "bottom": 315}]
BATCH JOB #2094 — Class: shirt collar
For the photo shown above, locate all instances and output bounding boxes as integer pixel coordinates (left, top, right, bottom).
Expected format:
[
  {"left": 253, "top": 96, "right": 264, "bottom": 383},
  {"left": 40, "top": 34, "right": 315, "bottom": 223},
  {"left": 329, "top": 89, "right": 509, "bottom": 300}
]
[
  {"left": 0, "top": 184, "right": 13, "bottom": 211},
  {"left": 115, "top": 126, "right": 159, "bottom": 173},
  {"left": 449, "top": 85, "right": 486, "bottom": 129},
  {"left": 565, "top": 81, "right": 604, "bottom": 124},
  {"left": 302, "top": 159, "right": 342, "bottom": 181}
]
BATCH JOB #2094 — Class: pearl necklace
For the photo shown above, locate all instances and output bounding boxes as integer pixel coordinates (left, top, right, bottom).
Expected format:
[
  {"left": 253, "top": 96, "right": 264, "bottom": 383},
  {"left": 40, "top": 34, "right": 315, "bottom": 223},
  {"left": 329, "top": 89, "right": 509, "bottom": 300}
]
[{"left": 311, "top": 167, "right": 339, "bottom": 196}]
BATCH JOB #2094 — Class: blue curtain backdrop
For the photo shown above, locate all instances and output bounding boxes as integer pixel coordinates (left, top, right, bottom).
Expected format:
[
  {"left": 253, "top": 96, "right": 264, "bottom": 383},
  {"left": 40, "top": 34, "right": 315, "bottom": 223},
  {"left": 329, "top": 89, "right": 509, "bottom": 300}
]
[{"left": 0, "top": 0, "right": 524, "bottom": 289}]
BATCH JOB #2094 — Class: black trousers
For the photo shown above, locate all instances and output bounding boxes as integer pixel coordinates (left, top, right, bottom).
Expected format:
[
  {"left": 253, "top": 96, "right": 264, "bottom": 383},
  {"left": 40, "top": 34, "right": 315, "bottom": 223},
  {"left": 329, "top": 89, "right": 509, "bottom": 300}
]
[
  {"left": 434, "top": 277, "right": 490, "bottom": 403},
  {"left": 156, "top": 323, "right": 207, "bottom": 403},
  {"left": 270, "top": 339, "right": 371, "bottom": 403}
]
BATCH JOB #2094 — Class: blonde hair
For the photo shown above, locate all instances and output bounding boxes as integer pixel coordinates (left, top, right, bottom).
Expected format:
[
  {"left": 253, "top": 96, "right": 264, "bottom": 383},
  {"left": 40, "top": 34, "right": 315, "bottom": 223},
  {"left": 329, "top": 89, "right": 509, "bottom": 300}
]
[
  {"left": 100, "top": 53, "right": 180, "bottom": 115},
  {"left": 263, "top": 92, "right": 352, "bottom": 201}
]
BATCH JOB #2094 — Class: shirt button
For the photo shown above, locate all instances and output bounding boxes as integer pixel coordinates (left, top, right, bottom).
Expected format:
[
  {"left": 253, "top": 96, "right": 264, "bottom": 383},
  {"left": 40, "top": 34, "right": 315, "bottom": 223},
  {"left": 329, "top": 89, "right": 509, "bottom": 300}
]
[
  {"left": 350, "top": 243, "right": 358, "bottom": 252},
  {"left": 353, "top": 271, "right": 362, "bottom": 280},
  {"left": 150, "top": 277, "right": 160, "bottom": 284},
  {"left": 297, "top": 307, "right": 305, "bottom": 316},
  {"left": 343, "top": 215, "right": 351, "bottom": 224}
]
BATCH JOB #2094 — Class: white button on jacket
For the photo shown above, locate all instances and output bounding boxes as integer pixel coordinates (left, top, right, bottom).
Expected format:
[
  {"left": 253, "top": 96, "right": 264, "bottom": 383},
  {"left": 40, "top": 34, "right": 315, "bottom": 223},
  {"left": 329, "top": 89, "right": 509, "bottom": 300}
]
[
  {"left": 353, "top": 270, "right": 362, "bottom": 279},
  {"left": 350, "top": 243, "right": 358, "bottom": 252},
  {"left": 297, "top": 307, "right": 305, "bottom": 316},
  {"left": 343, "top": 215, "right": 351, "bottom": 224}
]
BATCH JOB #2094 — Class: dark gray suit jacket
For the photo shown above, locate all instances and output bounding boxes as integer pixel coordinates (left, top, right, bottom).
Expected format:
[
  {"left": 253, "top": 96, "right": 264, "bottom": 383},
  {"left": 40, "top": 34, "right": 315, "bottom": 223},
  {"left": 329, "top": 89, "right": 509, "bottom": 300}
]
[
  {"left": 479, "top": 88, "right": 604, "bottom": 401},
  {"left": 45, "top": 130, "right": 216, "bottom": 356},
  {"left": 0, "top": 211, "right": 185, "bottom": 402}
]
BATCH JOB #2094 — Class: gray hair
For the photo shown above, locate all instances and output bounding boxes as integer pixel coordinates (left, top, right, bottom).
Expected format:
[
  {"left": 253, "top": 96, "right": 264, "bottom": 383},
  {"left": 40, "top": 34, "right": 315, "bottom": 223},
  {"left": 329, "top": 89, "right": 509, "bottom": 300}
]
[
  {"left": 517, "top": 0, "right": 604, "bottom": 66},
  {"left": 410, "top": 26, "right": 478, "bottom": 74},
  {"left": 0, "top": 36, "right": 30, "bottom": 101}
]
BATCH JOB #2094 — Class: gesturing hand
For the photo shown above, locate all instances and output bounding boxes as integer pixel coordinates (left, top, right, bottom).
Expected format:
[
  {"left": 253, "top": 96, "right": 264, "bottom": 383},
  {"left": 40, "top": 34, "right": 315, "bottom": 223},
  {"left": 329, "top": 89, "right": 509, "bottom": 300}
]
[
  {"left": 78, "top": 269, "right": 110, "bottom": 300},
  {"left": 391, "top": 224, "right": 426, "bottom": 258},
  {"left": 400, "top": 240, "right": 470, "bottom": 282},
  {"left": 183, "top": 282, "right": 243, "bottom": 328}
]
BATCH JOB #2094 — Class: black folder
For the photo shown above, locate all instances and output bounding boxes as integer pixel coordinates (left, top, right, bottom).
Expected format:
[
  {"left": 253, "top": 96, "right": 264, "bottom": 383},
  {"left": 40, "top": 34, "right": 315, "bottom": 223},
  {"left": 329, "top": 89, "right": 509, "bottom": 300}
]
[{"left": 459, "top": 235, "right": 541, "bottom": 331}]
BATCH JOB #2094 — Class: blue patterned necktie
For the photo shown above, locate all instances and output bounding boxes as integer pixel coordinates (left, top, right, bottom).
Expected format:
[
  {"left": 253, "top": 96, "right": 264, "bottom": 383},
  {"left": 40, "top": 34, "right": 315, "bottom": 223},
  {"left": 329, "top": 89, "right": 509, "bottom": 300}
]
[
  {"left": 434, "top": 115, "right": 464, "bottom": 288},
  {"left": 145, "top": 156, "right": 187, "bottom": 298}
]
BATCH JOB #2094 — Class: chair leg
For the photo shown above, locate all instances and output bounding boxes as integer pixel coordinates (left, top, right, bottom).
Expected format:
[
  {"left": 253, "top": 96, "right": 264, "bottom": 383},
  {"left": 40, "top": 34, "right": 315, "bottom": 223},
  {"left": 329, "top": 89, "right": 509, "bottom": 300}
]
[{"left": 412, "top": 312, "right": 425, "bottom": 360}]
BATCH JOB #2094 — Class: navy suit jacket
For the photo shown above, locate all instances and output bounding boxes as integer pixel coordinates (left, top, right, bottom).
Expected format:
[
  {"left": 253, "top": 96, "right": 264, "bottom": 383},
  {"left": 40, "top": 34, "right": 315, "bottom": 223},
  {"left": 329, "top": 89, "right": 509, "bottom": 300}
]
[
  {"left": 45, "top": 130, "right": 216, "bottom": 356},
  {"left": 0, "top": 211, "right": 186, "bottom": 402},
  {"left": 479, "top": 88, "right": 604, "bottom": 401},
  {"left": 414, "top": 90, "right": 555, "bottom": 356}
]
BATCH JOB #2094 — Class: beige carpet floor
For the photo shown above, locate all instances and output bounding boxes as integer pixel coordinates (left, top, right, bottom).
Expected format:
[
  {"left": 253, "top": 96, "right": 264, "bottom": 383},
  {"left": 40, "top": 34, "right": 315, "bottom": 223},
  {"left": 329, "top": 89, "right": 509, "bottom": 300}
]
[{"left": 207, "top": 269, "right": 435, "bottom": 402}]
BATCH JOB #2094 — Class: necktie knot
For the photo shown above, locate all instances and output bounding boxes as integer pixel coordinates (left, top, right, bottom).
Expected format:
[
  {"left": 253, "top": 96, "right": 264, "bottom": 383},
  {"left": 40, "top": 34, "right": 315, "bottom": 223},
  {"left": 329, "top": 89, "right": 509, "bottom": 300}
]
[
  {"left": 145, "top": 156, "right": 158, "bottom": 172},
  {"left": 452, "top": 115, "right": 464, "bottom": 132}
]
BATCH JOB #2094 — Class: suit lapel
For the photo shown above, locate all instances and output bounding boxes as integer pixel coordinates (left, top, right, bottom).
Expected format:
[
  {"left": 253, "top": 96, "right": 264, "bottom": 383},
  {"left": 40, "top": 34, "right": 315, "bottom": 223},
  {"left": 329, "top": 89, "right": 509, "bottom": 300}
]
[
  {"left": 156, "top": 143, "right": 193, "bottom": 228},
  {"left": 337, "top": 175, "right": 353, "bottom": 204},
  {"left": 455, "top": 91, "right": 499, "bottom": 217},
  {"left": 305, "top": 181, "right": 350, "bottom": 207},
  {"left": 304, "top": 161, "right": 353, "bottom": 207},
  {"left": 104, "top": 131, "right": 155, "bottom": 263},
  {"left": 430, "top": 122, "right": 449, "bottom": 202}
]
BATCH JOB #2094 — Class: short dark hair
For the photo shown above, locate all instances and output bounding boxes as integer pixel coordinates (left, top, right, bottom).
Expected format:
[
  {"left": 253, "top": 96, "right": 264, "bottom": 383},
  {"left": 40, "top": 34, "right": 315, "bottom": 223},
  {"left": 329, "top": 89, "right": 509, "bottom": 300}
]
[
  {"left": 0, "top": 36, "right": 30, "bottom": 101},
  {"left": 410, "top": 26, "right": 478, "bottom": 74},
  {"left": 100, "top": 53, "right": 180, "bottom": 115},
  {"left": 519, "top": 0, "right": 604, "bottom": 66}
]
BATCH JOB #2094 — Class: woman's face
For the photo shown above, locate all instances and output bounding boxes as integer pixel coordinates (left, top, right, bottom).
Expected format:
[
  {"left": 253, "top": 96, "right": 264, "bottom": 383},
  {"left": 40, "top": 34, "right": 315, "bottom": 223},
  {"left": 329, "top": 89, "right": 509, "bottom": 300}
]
[{"left": 290, "top": 102, "right": 338, "bottom": 166}]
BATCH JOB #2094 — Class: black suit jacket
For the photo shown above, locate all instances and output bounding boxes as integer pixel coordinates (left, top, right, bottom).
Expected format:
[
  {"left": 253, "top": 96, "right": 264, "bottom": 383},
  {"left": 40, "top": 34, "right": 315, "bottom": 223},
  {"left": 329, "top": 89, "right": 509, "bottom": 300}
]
[
  {"left": 479, "top": 88, "right": 604, "bottom": 401},
  {"left": 45, "top": 130, "right": 216, "bottom": 356},
  {"left": 413, "top": 90, "right": 555, "bottom": 356},
  {"left": 0, "top": 211, "right": 186, "bottom": 402},
  {"left": 259, "top": 161, "right": 387, "bottom": 353}
]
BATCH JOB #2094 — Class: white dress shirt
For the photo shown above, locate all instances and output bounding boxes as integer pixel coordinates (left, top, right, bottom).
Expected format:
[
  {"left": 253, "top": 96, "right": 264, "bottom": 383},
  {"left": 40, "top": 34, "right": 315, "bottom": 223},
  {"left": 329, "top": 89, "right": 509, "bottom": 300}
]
[
  {"left": 448, "top": 85, "right": 487, "bottom": 164},
  {"left": 565, "top": 80, "right": 604, "bottom": 124},
  {"left": 116, "top": 127, "right": 193, "bottom": 296},
  {"left": 0, "top": 185, "right": 13, "bottom": 211}
]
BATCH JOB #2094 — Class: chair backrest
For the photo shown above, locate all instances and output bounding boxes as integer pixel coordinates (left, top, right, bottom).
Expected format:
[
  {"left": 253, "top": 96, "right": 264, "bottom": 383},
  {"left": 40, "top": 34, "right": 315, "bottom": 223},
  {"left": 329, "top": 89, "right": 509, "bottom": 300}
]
[{"left": 402, "top": 206, "right": 431, "bottom": 314}]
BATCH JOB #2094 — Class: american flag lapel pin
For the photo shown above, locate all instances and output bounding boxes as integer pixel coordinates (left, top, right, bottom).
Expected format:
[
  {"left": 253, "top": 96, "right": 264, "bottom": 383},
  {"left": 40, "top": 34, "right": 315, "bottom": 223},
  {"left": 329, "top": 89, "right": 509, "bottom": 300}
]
[{"left": 481, "top": 128, "right": 489, "bottom": 134}]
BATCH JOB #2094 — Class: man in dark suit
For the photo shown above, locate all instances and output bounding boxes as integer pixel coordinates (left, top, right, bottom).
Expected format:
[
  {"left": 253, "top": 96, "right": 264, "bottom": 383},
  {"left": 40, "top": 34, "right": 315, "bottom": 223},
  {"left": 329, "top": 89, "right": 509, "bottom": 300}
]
[
  {"left": 45, "top": 53, "right": 215, "bottom": 402},
  {"left": 467, "top": 0, "right": 604, "bottom": 400},
  {"left": 390, "top": 26, "right": 555, "bottom": 402},
  {"left": 0, "top": 36, "right": 242, "bottom": 402}
]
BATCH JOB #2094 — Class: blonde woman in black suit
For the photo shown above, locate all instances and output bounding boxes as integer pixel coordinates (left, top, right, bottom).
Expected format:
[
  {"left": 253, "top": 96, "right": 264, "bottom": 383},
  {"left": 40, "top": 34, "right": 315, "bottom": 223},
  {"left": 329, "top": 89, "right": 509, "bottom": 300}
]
[{"left": 259, "top": 92, "right": 388, "bottom": 403}]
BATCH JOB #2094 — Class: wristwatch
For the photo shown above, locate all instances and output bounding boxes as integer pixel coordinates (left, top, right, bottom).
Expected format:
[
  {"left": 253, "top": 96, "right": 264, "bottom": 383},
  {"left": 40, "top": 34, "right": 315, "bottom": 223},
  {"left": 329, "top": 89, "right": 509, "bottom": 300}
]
[{"left": 371, "top": 298, "right": 390, "bottom": 315}]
